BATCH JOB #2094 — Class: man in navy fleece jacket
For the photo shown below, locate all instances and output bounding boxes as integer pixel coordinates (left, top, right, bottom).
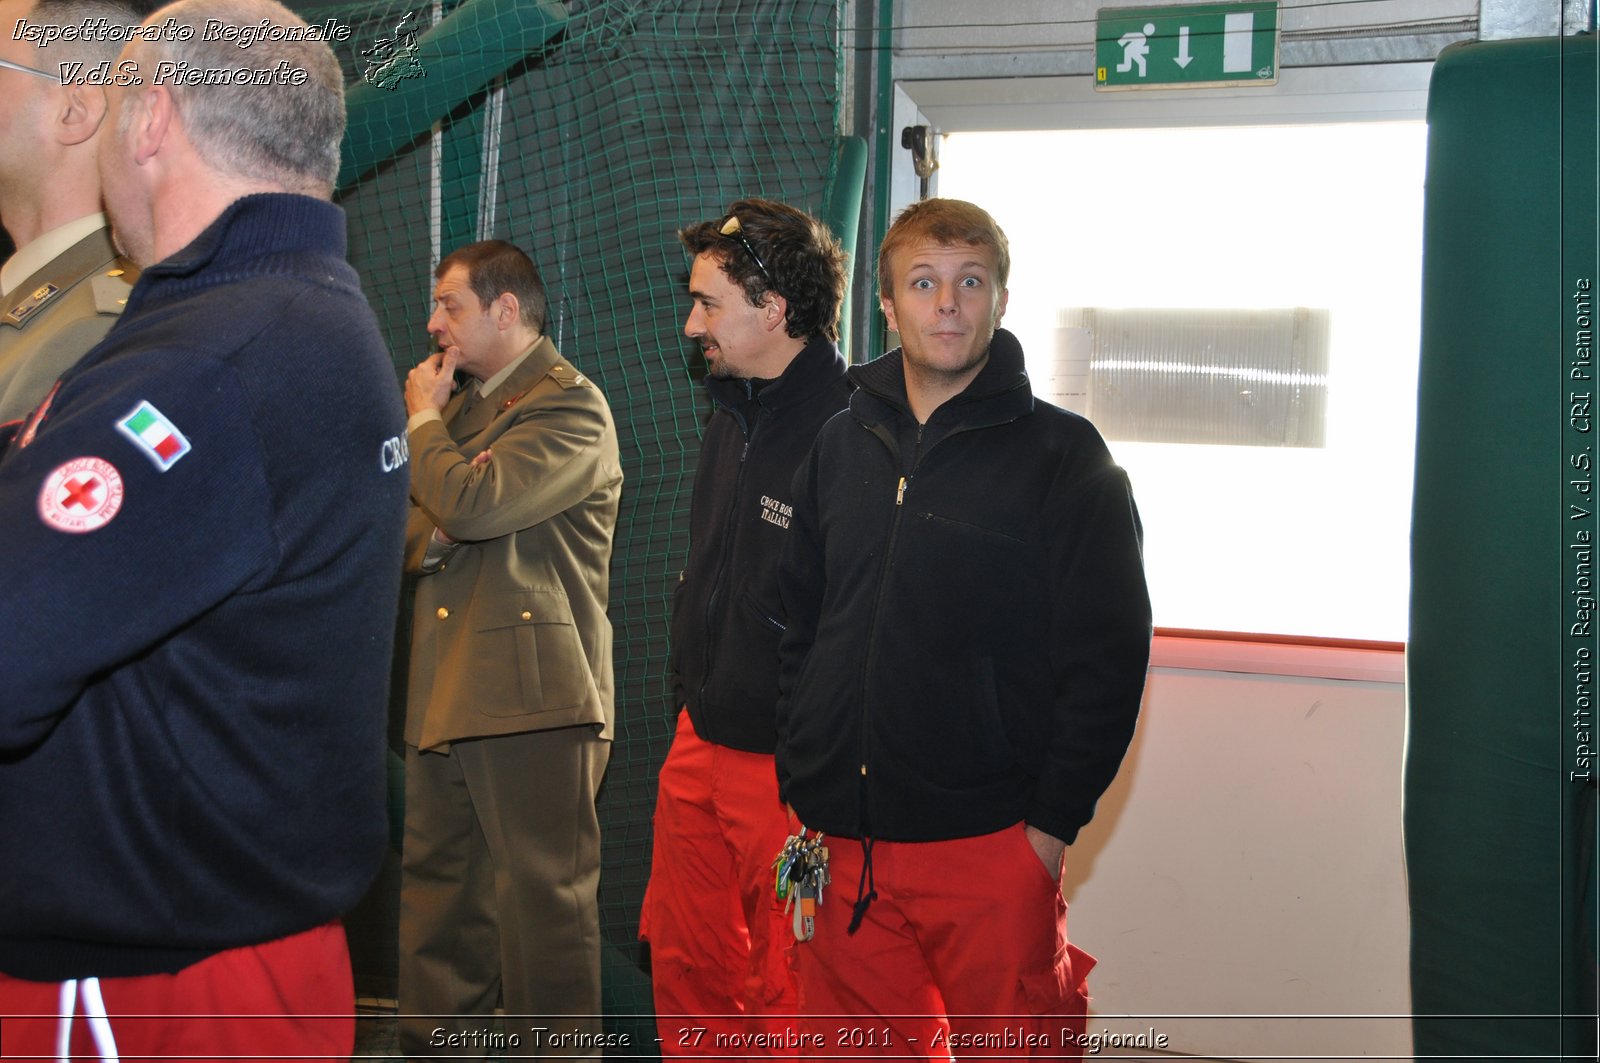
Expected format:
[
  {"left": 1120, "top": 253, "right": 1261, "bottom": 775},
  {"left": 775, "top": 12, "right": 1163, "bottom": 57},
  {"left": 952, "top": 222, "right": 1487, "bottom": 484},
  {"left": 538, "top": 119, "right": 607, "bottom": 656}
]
[{"left": 0, "top": 2, "right": 409, "bottom": 1058}]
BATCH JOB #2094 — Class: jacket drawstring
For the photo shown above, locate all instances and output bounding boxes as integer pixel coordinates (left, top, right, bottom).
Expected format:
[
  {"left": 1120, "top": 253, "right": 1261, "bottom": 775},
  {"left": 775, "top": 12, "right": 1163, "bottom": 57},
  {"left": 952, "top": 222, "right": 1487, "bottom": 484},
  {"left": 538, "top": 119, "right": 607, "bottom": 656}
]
[
  {"left": 56, "top": 977, "right": 121, "bottom": 1063},
  {"left": 848, "top": 740, "right": 878, "bottom": 934},
  {"left": 847, "top": 836, "right": 878, "bottom": 934}
]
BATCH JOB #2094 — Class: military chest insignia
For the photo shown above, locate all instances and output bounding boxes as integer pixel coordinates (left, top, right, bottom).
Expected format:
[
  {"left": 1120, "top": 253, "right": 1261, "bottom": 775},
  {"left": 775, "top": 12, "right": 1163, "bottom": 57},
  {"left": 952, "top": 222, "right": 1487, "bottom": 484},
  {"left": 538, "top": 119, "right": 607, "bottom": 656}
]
[
  {"left": 38, "top": 456, "right": 125, "bottom": 533},
  {"left": 116, "top": 401, "right": 191, "bottom": 471},
  {"left": 16, "top": 380, "right": 61, "bottom": 451},
  {"left": 4, "top": 282, "right": 62, "bottom": 327}
]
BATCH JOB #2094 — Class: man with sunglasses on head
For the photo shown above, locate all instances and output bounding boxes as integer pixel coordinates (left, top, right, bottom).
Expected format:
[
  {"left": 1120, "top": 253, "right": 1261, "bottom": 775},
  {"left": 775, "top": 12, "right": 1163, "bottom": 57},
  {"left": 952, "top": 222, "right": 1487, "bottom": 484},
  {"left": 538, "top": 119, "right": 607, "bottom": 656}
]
[
  {"left": 641, "top": 199, "right": 850, "bottom": 1052},
  {"left": 0, "top": 0, "right": 162, "bottom": 429}
]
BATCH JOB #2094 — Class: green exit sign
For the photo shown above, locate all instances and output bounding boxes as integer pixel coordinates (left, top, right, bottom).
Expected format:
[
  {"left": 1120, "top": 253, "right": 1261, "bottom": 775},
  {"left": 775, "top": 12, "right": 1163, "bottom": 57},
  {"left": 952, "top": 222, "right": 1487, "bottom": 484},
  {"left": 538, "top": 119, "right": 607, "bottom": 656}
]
[{"left": 1096, "top": 3, "right": 1279, "bottom": 90}]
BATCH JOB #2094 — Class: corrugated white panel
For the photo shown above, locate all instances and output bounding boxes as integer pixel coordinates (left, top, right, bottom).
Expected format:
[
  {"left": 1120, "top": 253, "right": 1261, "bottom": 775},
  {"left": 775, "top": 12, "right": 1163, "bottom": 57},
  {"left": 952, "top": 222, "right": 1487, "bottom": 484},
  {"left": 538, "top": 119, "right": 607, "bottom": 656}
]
[{"left": 1054, "top": 306, "right": 1329, "bottom": 446}]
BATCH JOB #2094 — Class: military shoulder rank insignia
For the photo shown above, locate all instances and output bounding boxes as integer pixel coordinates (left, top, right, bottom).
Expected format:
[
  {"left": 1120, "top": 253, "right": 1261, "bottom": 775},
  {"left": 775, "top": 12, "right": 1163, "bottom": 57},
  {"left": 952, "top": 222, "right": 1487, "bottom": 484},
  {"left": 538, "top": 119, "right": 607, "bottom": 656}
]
[{"left": 91, "top": 272, "right": 133, "bottom": 315}]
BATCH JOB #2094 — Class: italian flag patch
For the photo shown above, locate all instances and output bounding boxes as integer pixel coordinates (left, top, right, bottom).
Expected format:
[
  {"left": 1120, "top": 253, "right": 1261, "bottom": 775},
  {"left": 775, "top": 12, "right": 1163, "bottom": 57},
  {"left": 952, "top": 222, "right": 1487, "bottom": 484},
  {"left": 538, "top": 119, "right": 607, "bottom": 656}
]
[{"left": 116, "top": 401, "right": 191, "bottom": 471}]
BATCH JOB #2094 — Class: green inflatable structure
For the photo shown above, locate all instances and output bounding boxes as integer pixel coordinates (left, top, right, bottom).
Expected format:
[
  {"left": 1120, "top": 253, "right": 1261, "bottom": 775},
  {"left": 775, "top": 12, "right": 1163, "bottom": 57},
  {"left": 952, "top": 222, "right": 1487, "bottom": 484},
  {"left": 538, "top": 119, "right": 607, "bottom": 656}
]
[{"left": 1407, "top": 34, "right": 1598, "bottom": 1060}]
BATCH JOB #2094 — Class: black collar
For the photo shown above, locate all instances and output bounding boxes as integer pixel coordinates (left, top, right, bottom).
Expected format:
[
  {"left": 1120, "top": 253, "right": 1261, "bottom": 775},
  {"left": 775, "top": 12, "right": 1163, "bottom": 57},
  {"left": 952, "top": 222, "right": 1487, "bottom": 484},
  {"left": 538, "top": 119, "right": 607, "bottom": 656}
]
[
  {"left": 705, "top": 334, "right": 847, "bottom": 415},
  {"left": 848, "top": 327, "right": 1033, "bottom": 429}
]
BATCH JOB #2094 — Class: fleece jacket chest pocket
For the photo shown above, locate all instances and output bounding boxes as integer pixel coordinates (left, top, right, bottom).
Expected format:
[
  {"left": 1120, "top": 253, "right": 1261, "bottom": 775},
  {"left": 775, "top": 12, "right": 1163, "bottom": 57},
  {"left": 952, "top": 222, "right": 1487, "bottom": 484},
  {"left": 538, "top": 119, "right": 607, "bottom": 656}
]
[{"left": 900, "top": 508, "right": 1039, "bottom": 637}]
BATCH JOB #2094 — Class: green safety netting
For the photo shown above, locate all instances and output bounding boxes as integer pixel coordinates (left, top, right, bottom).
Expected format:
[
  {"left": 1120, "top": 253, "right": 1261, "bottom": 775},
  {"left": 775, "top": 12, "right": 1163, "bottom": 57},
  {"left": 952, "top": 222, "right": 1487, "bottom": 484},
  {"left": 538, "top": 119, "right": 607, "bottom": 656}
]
[{"left": 313, "top": 0, "right": 853, "bottom": 1049}]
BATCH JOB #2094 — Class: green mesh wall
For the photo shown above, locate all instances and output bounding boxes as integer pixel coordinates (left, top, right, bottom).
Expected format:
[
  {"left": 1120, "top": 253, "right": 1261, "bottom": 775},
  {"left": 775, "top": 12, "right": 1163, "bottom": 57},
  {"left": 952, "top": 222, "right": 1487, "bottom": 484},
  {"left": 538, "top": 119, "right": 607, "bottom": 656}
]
[{"left": 314, "top": 0, "right": 846, "bottom": 1048}]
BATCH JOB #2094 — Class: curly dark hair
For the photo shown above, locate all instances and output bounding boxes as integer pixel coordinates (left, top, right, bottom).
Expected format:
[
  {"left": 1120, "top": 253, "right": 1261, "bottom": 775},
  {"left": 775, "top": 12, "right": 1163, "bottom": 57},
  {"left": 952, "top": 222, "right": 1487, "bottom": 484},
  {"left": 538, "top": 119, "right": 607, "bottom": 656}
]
[{"left": 679, "top": 199, "right": 848, "bottom": 342}]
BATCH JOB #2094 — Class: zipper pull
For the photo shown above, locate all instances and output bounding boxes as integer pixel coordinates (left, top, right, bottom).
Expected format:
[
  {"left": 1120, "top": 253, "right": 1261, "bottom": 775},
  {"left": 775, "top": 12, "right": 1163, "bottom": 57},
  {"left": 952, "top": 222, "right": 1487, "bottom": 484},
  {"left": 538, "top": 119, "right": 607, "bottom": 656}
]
[{"left": 895, "top": 476, "right": 906, "bottom": 505}]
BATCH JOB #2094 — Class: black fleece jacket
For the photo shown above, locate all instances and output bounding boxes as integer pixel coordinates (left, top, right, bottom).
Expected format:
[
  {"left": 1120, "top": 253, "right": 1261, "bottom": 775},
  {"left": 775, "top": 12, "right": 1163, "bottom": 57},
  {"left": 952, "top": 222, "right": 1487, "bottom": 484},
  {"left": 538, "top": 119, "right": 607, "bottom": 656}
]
[
  {"left": 775, "top": 329, "right": 1151, "bottom": 844},
  {"left": 670, "top": 335, "right": 850, "bottom": 752}
]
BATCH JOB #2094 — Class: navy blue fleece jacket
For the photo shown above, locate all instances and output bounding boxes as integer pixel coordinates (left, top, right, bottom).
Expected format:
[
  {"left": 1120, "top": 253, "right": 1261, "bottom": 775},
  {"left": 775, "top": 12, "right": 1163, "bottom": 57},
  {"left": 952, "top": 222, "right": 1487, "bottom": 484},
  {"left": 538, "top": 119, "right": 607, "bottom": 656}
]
[{"left": 0, "top": 194, "right": 409, "bottom": 980}]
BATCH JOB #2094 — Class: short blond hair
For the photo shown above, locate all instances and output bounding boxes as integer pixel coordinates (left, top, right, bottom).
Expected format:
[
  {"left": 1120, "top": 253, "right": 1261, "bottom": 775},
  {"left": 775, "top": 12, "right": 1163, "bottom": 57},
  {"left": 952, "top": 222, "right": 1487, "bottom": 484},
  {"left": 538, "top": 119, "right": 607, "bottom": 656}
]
[{"left": 878, "top": 198, "right": 1010, "bottom": 295}]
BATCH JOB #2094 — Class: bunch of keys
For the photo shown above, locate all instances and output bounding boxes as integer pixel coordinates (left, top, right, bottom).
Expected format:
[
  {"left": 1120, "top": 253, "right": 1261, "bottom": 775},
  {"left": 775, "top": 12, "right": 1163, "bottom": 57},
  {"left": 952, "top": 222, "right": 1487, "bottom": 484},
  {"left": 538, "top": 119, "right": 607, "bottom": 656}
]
[{"left": 772, "top": 829, "right": 830, "bottom": 942}]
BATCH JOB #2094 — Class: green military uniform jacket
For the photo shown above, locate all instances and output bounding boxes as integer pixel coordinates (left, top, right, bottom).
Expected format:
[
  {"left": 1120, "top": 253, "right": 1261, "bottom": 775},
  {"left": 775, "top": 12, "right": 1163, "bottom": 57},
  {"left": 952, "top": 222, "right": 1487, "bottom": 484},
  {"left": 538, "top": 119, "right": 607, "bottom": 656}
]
[
  {"left": 0, "top": 226, "right": 137, "bottom": 424},
  {"left": 404, "top": 335, "right": 622, "bottom": 752}
]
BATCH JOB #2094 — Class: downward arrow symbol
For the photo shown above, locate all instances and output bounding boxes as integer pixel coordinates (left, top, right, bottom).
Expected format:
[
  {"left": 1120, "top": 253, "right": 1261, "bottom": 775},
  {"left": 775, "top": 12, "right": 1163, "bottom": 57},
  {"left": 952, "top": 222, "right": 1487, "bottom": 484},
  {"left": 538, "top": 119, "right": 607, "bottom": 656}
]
[{"left": 1175, "top": 26, "right": 1193, "bottom": 68}]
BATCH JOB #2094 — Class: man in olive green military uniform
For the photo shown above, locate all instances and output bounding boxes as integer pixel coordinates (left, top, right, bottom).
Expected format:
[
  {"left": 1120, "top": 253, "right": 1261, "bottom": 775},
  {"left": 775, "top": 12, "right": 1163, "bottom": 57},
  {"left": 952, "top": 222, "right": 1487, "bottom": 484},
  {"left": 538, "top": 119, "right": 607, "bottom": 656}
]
[
  {"left": 399, "top": 239, "right": 622, "bottom": 1058},
  {"left": 0, "top": 0, "right": 157, "bottom": 427}
]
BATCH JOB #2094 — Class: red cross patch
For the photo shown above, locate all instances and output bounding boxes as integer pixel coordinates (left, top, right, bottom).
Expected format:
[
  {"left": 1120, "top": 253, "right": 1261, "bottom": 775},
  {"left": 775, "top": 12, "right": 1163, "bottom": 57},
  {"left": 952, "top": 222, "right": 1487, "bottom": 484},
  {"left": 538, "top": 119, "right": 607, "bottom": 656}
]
[{"left": 38, "top": 457, "right": 125, "bottom": 533}]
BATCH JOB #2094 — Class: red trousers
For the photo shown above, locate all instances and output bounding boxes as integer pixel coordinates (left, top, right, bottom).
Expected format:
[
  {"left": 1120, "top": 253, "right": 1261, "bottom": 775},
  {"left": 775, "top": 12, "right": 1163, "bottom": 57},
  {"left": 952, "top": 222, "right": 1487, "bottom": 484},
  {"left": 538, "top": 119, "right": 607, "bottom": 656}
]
[
  {"left": 0, "top": 922, "right": 354, "bottom": 1062},
  {"left": 793, "top": 826, "right": 1093, "bottom": 1061},
  {"left": 641, "top": 709, "right": 798, "bottom": 1055}
]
